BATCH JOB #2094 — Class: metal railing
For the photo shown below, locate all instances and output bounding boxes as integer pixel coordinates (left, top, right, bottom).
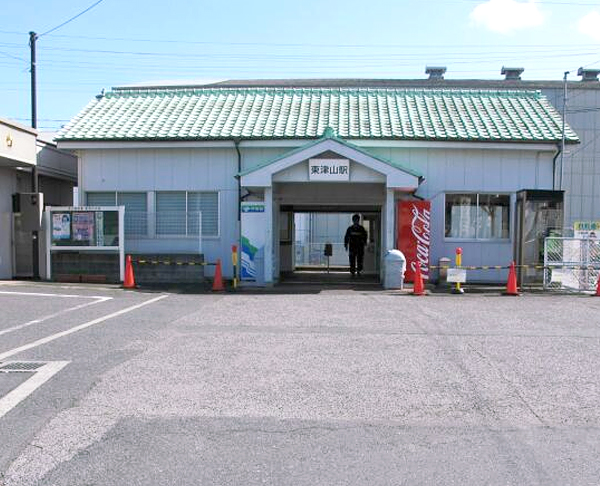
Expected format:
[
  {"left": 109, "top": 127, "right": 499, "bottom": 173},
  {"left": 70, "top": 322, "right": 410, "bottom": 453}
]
[
  {"left": 295, "top": 242, "right": 347, "bottom": 267},
  {"left": 544, "top": 237, "right": 600, "bottom": 291}
]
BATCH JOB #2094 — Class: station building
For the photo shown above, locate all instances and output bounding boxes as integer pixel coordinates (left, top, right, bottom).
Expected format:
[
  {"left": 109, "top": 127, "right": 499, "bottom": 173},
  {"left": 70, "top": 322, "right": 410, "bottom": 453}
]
[{"left": 56, "top": 83, "right": 579, "bottom": 284}]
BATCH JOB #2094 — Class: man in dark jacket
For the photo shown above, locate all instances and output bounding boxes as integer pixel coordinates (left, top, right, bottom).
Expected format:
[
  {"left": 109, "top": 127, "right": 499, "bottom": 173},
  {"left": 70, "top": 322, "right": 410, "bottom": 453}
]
[{"left": 344, "top": 214, "right": 368, "bottom": 276}]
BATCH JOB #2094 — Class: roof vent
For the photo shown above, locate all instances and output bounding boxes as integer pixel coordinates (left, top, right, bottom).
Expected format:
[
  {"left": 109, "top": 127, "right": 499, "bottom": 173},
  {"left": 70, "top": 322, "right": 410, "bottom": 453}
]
[
  {"left": 425, "top": 66, "right": 447, "bottom": 80},
  {"left": 577, "top": 67, "right": 600, "bottom": 82},
  {"left": 96, "top": 88, "right": 105, "bottom": 100},
  {"left": 501, "top": 67, "right": 524, "bottom": 80}
]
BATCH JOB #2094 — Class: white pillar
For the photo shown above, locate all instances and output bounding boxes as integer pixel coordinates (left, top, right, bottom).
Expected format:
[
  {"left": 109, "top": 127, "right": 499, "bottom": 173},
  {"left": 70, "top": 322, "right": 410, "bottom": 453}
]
[
  {"left": 147, "top": 191, "right": 155, "bottom": 238},
  {"left": 118, "top": 206, "right": 125, "bottom": 282},
  {"left": 385, "top": 188, "right": 395, "bottom": 251},
  {"left": 44, "top": 209, "right": 51, "bottom": 280},
  {"left": 264, "top": 186, "right": 273, "bottom": 284}
]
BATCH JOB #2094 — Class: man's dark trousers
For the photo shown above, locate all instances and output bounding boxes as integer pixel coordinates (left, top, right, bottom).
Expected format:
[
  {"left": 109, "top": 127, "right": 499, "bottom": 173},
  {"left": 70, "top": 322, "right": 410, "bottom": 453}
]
[{"left": 349, "top": 247, "right": 364, "bottom": 275}]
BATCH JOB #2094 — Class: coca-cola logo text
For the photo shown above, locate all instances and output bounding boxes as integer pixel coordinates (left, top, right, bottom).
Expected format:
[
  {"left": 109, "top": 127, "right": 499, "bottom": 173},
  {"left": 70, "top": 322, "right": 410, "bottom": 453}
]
[{"left": 409, "top": 204, "right": 431, "bottom": 279}]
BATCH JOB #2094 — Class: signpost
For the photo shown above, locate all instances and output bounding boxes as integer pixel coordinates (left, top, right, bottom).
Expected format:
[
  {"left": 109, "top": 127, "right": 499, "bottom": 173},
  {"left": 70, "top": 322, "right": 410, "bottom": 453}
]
[
  {"left": 574, "top": 221, "right": 600, "bottom": 239},
  {"left": 240, "top": 202, "right": 266, "bottom": 282}
]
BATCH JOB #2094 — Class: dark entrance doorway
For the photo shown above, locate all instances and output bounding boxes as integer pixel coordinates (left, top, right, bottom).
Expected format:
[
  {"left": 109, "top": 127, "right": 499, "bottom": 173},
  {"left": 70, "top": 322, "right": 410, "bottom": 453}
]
[{"left": 278, "top": 208, "right": 381, "bottom": 284}]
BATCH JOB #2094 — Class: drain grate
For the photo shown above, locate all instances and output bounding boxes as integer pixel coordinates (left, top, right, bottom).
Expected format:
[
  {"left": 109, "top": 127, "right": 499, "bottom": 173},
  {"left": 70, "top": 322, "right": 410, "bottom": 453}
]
[{"left": 0, "top": 362, "right": 46, "bottom": 372}]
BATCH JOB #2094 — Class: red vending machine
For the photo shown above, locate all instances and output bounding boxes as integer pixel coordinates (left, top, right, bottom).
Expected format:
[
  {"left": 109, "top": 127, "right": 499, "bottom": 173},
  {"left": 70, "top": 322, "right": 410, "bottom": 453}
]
[{"left": 396, "top": 200, "right": 431, "bottom": 283}]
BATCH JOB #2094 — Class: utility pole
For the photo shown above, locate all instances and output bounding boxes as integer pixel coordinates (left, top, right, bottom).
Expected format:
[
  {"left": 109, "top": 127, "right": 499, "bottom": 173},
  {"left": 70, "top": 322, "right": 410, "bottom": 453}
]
[
  {"left": 29, "top": 31, "right": 37, "bottom": 130},
  {"left": 29, "top": 31, "right": 40, "bottom": 279},
  {"left": 25, "top": 2, "right": 106, "bottom": 279}
]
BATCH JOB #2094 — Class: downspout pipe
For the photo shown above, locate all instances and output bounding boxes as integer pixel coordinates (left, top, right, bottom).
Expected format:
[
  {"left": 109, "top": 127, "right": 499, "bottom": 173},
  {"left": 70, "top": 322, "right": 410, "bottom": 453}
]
[
  {"left": 552, "top": 145, "right": 561, "bottom": 191},
  {"left": 234, "top": 139, "right": 242, "bottom": 283},
  {"left": 234, "top": 139, "right": 242, "bottom": 222},
  {"left": 559, "top": 71, "right": 569, "bottom": 191}
]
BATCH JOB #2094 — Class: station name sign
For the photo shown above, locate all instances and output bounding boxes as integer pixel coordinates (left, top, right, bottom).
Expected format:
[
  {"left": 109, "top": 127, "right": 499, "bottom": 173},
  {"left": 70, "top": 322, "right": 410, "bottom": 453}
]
[
  {"left": 574, "top": 220, "right": 600, "bottom": 239},
  {"left": 241, "top": 202, "right": 265, "bottom": 213},
  {"left": 308, "top": 158, "right": 350, "bottom": 181}
]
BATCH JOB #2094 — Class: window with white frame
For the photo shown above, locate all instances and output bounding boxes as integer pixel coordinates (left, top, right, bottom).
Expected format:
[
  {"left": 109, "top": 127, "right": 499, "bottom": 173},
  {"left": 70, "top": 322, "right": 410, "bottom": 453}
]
[
  {"left": 87, "top": 192, "right": 147, "bottom": 236},
  {"left": 445, "top": 193, "right": 510, "bottom": 240},
  {"left": 156, "top": 191, "right": 219, "bottom": 237}
]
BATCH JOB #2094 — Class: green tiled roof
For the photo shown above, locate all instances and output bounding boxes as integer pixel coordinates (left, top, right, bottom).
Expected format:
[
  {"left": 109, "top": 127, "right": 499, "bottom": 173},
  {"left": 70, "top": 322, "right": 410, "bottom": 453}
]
[{"left": 57, "top": 87, "right": 579, "bottom": 143}]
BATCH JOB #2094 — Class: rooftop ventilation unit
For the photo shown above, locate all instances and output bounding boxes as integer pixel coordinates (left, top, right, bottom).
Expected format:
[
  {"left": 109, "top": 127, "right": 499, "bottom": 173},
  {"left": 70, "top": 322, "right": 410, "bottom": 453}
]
[
  {"left": 425, "top": 66, "right": 446, "bottom": 80},
  {"left": 501, "top": 67, "right": 524, "bottom": 80},
  {"left": 577, "top": 67, "right": 600, "bottom": 82}
]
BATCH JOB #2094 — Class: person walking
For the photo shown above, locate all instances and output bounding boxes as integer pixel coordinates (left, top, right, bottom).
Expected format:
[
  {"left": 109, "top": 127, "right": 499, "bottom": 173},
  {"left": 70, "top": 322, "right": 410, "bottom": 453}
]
[{"left": 344, "top": 214, "right": 368, "bottom": 276}]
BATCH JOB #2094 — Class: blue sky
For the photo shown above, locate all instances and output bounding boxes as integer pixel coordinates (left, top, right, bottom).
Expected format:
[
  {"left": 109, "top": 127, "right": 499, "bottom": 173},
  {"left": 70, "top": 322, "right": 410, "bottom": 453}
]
[{"left": 1, "top": 0, "right": 599, "bottom": 132}]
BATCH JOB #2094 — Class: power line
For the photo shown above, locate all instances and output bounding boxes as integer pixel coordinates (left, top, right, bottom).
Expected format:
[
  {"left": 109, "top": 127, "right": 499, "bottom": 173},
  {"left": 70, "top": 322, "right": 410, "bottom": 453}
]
[
  {"left": 10, "top": 117, "right": 70, "bottom": 122},
  {"left": 0, "top": 50, "right": 27, "bottom": 62},
  {"left": 2, "top": 29, "right": 600, "bottom": 53},
  {"left": 32, "top": 44, "right": 600, "bottom": 61},
  {"left": 41, "top": 44, "right": 600, "bottom": 54},
  {"left": 32, "top": 48, "right": 600, "bottom": 61},
  {"left": 39, "top": 0, "right": 106, "bottom": 37},
  {"left": 0, "top": 30, "right": 591, "bottom": 50}
]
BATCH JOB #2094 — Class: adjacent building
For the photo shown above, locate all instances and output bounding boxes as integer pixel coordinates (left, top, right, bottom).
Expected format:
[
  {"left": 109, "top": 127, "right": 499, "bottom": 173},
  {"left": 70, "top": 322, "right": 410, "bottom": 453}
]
[{"left": 0, "top": 117, "right": 77, "bottom": 279}]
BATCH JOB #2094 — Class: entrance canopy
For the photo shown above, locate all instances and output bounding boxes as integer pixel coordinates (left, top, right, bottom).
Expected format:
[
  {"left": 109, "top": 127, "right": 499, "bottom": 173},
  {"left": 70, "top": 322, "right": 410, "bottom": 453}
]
[
  {"left": 239, "top": 131, "right": 423, "bottom": 285},
  {"left": 240, "top": 131, "right": 423, "bottom": 191}
]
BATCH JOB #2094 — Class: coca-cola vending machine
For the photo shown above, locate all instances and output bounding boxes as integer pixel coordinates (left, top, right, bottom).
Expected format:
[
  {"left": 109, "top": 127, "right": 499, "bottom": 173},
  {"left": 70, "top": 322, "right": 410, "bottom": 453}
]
[{"left": 396, "top": 200, "right": 431, "bottom": 282}]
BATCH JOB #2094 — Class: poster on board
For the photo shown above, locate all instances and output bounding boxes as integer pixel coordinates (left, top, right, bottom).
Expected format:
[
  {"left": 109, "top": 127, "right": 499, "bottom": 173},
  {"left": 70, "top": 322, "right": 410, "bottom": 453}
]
[
  {"left": 240, "top": 202, "right": 266, "bottom": 281},
  {"left": 72, "top": 212, "right": 95, "bottom": 242},
  {"left": 52, "top": 213, "right": 71, "bottom": 240}
]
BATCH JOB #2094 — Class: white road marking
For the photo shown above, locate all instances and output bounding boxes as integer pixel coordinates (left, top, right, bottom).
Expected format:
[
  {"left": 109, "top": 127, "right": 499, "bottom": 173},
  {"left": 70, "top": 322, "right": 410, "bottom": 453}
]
[
  {"left": 0, "top": 361, "right": 70, "bottom": 419},
  {"left": 0, "top": 294, "right": 168, "bottom": 361},
  {"left": 0, "top": 291, "right": 110, "bottom": 299},
  {"left": 0, "top": 295, "right": 112, "bottom": 337}
]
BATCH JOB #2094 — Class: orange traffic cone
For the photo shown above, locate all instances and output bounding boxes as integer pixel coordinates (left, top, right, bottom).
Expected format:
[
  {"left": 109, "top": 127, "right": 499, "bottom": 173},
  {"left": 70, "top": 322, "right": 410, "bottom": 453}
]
[
  {"left": 212, "top": 259, "right": 225, "bottom": 292},
  {"left": 594, "top": 272, "right": 600, "bottom": 297},
  {"left": 412, "top": 263, "right": 425, "bottom": 296},
  {"left": 504, "top": 261, "right": 519, "bottom": 296},
  {"left": 123, "top": 255, "right": 136, "bottom": 289}
]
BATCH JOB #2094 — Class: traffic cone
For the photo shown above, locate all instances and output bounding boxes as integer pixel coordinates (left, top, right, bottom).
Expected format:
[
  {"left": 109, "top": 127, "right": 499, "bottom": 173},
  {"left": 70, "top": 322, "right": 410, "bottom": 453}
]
[
  {"left": 504, "top": 261, "right": 519, "bottom": 296},
  {"left": 594, "top": 272, "right": 600, "bottom": 297},
  {"left": 123, "top": 255, "right": 136, "bottom": 289},
  {"left": 412, "top": 263, "right": 425, "bottom": 296},
  {"left": 212, "top": 259, "right": 225, "bottom": 292}
]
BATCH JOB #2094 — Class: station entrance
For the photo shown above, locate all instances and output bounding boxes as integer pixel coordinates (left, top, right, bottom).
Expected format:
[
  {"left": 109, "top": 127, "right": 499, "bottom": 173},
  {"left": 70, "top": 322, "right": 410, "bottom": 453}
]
[
  {"left": 278, "top": 206, "right": 381, "bottom": 283},
  {"left": 239, "top": 134, "right": 422, "bottom": 285}
]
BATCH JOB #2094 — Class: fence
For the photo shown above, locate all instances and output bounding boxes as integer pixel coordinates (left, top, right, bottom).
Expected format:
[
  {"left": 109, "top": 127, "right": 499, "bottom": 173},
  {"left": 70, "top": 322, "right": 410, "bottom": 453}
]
[{"left": 544, "top": 237, "right": 600, "bottom": 291}]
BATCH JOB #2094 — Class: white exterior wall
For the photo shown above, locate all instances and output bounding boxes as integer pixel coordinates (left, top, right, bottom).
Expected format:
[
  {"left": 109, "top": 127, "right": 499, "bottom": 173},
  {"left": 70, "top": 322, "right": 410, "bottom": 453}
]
[
  {"left": 240, "top": 147, "right": 291, "bottom": 172},
  {"left": 79, "top": 147, "right": 238, "bottom": 277},
  {"left": 368, "top": 145, "right": 555, "bottom": 279},
  {"left": 74, "top": 142, "right": 557, "bottom": 283}
]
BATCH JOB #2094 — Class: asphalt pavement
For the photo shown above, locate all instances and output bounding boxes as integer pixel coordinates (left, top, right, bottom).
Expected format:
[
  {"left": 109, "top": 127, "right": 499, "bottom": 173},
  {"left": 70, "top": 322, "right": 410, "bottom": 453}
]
[{"left": 1, "top": 280, "right": 600, "bottom": 485}]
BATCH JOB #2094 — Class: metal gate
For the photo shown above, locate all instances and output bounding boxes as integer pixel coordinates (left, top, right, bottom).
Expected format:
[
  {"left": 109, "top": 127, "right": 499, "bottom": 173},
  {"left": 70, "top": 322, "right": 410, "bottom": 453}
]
[{"left": 544, "top": 237, "right": 600, "bottom": 291}]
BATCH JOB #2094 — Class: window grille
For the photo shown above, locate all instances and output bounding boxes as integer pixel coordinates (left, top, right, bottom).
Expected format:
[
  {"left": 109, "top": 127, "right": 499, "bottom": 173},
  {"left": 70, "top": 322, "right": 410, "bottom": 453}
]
[
  {"left": 87, "top": 192, "right": 147, "bottom": 237},
  {"left": 156, "top": 191, "right": 218, "bottom": 237}
]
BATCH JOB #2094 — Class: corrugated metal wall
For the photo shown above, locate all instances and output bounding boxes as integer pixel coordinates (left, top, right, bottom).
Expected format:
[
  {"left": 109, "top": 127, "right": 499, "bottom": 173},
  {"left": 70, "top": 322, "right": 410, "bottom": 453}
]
[{"left": 542, "top": 87, "right": 600, "bottom": 227}]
